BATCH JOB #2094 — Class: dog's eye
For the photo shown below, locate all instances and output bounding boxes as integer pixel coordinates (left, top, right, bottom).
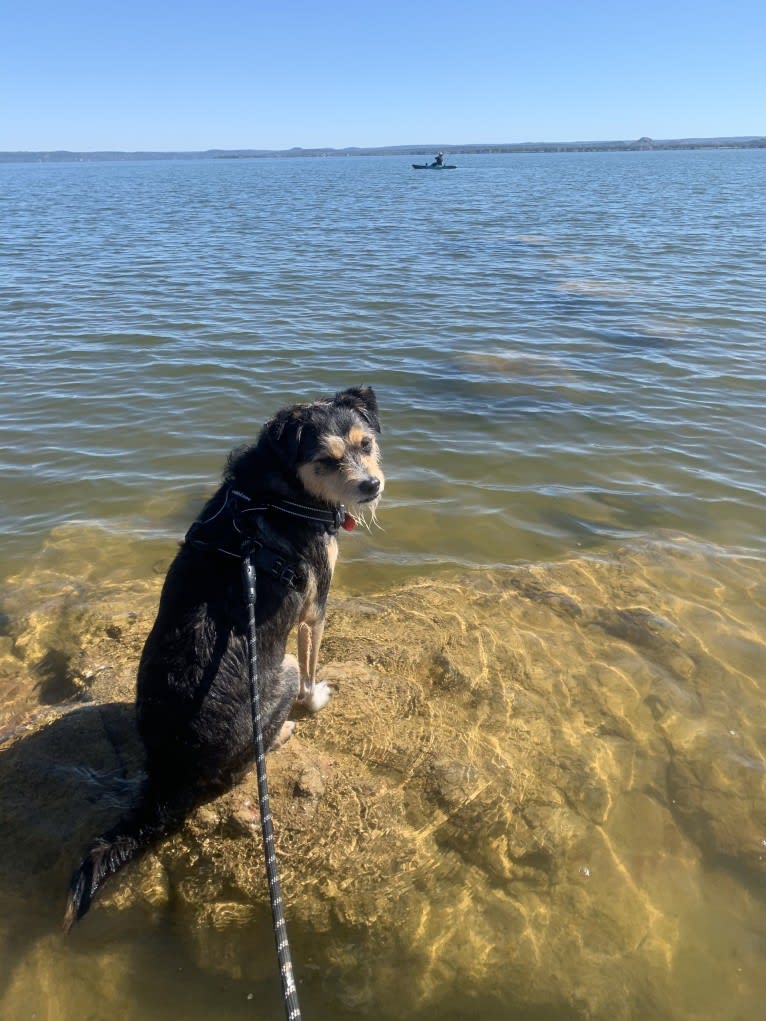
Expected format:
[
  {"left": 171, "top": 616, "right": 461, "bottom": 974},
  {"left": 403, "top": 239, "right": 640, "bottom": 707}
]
[
  {"left": 360, "top": 437, "right": 373, "bottom": 454},
  {"left": 319, "top": 456, "right": 341, "bottom": 468}
]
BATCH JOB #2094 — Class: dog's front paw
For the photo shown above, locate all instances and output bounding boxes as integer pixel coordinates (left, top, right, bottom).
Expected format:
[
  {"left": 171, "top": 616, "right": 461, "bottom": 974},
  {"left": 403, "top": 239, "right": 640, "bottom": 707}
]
[
  {"left": 272, "top": 720, "right": 296, "bottom": 749},
  {"left": 301, "top": 681, "right": 333, "bottom": 714}
]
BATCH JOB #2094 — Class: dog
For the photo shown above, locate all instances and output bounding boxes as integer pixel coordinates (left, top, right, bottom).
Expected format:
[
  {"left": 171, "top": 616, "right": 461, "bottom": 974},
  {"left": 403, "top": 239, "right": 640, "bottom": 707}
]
[{"left": 64, "top": 385, "right": 383, "bottom": 930}]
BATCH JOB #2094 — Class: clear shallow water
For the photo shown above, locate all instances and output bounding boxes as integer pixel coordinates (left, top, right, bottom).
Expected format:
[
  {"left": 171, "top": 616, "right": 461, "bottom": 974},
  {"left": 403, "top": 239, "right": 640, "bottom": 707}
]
[{"left": 1, "top": 150, "right": 766, "bottom": 1020}]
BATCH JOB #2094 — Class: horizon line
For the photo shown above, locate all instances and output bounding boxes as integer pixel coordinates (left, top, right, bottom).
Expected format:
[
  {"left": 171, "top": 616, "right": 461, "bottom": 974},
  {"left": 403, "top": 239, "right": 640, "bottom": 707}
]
[{"left": 2, "top": 134, "right": 766, "bottom": 157}]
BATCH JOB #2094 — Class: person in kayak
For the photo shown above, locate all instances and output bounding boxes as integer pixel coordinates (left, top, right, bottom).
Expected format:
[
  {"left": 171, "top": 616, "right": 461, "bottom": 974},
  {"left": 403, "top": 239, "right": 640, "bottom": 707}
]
[{"left": 434, "top": 152, "right": 445, "bottom": 166}]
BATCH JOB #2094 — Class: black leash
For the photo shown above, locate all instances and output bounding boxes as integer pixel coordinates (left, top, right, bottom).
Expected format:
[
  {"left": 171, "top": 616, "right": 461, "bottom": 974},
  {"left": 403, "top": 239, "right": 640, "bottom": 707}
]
[
  {"left": 241, "top": 542, "right": 302, "bottom": 1021},
  {"left": 183, "top": 484, "right": 355, "bottom": 1020}
]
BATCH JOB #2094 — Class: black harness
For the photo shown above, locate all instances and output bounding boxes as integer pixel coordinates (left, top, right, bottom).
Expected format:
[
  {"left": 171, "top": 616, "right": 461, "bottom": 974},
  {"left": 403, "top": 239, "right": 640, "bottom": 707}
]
[
  {"left": 183, "top": 485, "right": 347, "bottom": 585},
  {"left": 186, "top": 527, "right": 302, "bottom": 588}
]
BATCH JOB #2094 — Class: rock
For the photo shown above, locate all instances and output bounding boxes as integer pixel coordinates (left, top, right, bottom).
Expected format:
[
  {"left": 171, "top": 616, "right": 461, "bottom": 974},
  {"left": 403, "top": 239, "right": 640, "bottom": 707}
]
[{"left": 0, "top": 536, "right": 764, "bottom": 1020}]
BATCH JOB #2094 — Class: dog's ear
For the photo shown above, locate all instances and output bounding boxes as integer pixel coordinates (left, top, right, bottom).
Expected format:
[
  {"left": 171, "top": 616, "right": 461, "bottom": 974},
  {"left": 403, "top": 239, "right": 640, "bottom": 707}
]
[
  {"left": 264, "top": 408, "right": 318, "bottom": 464},
  {"left": 264, "top": 409, "right": 302, "bottom": 463},
  {"left": 335, "top": 385, "right": 380, "bottom": 433}
]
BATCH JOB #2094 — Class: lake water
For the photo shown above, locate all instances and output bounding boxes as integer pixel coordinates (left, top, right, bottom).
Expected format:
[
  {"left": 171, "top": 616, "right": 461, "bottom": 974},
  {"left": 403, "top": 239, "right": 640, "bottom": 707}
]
[
  {"left": 3, "top": 150, "right": 766, "bottom": 582},
  {"left": 1, "top": 150, "right": 765, "bottom": 1020}
]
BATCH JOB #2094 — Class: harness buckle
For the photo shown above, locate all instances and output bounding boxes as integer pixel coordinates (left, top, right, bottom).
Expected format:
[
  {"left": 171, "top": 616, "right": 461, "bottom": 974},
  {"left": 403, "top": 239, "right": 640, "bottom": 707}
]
[
  {"left": 279, "top": 564, "right": 298, "bottom": 588},
  {"left": 270, "top": 555, "right": 285, "bottom": 577},
  {"left": 267, "top": 556, "right": 297, "bottom": 588}
]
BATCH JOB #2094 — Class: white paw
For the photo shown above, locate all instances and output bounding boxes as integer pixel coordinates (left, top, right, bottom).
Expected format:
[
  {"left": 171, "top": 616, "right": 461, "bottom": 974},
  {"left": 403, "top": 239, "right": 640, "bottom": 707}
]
[
  {"left": 301, "top": 681, "right": 333, "bottom": 714},
  {"left": 272, "top": 720, "right": 296, "bottom": 749}
]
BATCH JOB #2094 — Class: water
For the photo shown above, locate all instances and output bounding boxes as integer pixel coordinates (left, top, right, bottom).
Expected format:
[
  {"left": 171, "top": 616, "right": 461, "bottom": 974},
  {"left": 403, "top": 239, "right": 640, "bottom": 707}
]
[
  {"left": 1, "top": 150, "right": 765, "bottom": 1019},
  {"left": 3, "top": 151, "right": 765, "bottom": 581}
]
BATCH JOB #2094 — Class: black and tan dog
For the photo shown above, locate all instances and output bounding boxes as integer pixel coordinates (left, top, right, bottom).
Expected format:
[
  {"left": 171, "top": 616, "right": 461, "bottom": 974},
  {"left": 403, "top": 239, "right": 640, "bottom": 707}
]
[{"left": 64, "top": 385, "right": 383, "bottom": 930}]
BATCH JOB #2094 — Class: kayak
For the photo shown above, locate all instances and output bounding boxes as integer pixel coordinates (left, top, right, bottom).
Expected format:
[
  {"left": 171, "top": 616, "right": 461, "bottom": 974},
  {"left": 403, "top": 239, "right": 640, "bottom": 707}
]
[{"left": 412, "top": 162, "right": 457, "bottom": 170}]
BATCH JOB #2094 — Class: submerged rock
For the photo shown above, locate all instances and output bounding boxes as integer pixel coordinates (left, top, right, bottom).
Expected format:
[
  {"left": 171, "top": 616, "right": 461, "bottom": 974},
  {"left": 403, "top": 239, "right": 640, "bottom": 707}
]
[{"left": 0, "top": 534, "right": 765, "bottom": 1020}]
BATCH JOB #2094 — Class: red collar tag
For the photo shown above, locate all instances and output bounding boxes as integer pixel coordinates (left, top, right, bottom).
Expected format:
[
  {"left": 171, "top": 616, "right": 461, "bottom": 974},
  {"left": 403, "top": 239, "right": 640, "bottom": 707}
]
[{"left": 342, "top": 513, "right": 356, "bottom": 531}]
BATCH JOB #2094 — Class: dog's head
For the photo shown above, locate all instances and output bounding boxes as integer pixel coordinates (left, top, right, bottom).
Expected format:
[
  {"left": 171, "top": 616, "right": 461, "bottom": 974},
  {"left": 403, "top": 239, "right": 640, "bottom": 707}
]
[{"left": 263, "top": 386, "right": 384, "bottom": 515}]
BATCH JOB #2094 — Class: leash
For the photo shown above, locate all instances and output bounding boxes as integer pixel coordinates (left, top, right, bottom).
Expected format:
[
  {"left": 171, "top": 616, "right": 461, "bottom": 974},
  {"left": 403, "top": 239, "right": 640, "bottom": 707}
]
[
  {"left": 184, "top": 484, "right": 359, "bottom": 1019},
  {"left": 241, "top": 542, "right": 302, "bottom": 1021}
]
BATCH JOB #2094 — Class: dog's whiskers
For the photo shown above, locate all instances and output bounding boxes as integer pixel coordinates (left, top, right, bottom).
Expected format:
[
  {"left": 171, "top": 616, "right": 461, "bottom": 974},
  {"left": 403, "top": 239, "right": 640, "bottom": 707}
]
[
  {"left": 366, "top": 503, "right": 384, "bottom": 531},
  {"left": 347, "top": 496, "right": 382, "bottom": 532}
]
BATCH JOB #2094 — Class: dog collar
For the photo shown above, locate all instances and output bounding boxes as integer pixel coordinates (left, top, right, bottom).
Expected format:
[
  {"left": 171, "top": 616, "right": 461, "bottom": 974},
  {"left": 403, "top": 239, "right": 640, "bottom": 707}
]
[
  {"left": 231, "top": 490, "right": 355, "bottom": 533},
  {"left": 183, "top": 487, "right": 355, "bottom": 577}
]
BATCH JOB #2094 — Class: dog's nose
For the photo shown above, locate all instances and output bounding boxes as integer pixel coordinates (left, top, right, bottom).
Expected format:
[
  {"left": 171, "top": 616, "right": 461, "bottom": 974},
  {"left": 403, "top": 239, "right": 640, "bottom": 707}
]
[{"left": 359, "top": 477, "right": 381, "bottom": 498}]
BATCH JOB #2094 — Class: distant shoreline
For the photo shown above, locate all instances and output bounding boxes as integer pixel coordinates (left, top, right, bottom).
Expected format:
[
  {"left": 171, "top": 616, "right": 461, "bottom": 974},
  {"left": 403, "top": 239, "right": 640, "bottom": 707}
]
[{"left": 1, "top": 135, "right": 765, "bottom": 163}]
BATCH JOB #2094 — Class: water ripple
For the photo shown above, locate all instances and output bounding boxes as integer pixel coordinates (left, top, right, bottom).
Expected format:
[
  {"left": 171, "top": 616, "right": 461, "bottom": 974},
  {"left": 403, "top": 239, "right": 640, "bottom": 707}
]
[{"left": 2, "top": 150, "right": 766, "bottom": 575}]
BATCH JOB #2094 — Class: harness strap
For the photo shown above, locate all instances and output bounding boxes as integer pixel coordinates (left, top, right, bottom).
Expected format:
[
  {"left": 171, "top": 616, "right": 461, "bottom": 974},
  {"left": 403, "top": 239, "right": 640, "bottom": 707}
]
[
  {"left": 186, "top": 529, "right": 299, "bottom": 587},
  {"left": 232, "top": 488, "right": 346, "bottom": 532},
  {"left": 183, "top": 483, "right": 347, "bottom": 566}
]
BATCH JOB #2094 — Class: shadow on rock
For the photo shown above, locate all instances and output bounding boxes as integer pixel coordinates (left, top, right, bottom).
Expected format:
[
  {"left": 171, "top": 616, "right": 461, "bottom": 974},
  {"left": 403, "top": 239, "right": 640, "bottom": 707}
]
[{"left": 0, "top": 701, "right": 144, "bottom": 992}]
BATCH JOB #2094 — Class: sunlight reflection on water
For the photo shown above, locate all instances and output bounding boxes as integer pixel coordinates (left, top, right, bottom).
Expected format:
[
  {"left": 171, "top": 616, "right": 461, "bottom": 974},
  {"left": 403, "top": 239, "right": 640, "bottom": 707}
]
[{"left": 1, "top": 149, "right": 766, "bottom": 1021}]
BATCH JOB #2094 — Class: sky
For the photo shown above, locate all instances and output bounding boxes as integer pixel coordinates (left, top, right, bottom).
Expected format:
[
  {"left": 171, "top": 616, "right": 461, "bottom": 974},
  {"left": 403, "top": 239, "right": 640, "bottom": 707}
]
[{"left": 2, "top": 0, "right": 764, "bottom": 151}]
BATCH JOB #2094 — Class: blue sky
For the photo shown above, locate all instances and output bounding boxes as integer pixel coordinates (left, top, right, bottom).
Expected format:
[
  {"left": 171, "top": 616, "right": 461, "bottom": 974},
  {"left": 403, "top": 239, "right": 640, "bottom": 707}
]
[{"left": 2, "top": 0, "right": 764, "bottom": 151}]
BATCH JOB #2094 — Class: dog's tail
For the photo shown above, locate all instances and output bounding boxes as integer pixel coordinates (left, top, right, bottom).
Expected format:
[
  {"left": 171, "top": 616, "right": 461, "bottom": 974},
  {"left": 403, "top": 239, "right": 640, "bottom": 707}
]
[{"left": 63, "top": 779, "right": 196, "bottom": 932}]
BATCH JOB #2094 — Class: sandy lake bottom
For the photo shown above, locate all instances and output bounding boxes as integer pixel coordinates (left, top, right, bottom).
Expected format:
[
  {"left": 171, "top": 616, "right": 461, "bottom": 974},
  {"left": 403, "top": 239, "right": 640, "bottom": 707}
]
[{"left": 1, "top": 524, "right": 764, "bottom": 1021}]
